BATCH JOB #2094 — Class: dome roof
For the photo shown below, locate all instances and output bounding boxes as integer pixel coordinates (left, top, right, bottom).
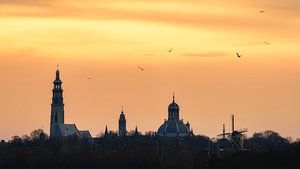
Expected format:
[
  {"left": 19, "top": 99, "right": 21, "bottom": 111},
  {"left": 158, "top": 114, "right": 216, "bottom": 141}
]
[
  {"left": 168, "top": 102, "right": 179, "bottom": 110},
  {"left": 168, "top": 94, "right": 179, "bottom": 110},
  {"left": 157, "top": 94, "right": 190, "bottom": 137},
  {"left": 157, "top": 120, "right": 190, "bottom": 137}
]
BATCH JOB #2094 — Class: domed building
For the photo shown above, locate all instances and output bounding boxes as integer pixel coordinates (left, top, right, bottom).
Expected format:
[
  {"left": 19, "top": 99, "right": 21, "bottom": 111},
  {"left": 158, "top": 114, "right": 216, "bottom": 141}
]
[{"left": 157, "top": 95, "right": 191, "bottom": 137}]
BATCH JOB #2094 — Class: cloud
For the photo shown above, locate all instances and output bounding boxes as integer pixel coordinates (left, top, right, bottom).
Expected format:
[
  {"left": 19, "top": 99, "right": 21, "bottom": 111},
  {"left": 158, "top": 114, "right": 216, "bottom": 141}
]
[
  {"left": 0, "top": 0, "right": 299, "bottom": 39},
  {"left": 182, "top": 51, "right": 228, "bottom": 58},
  {"left": 143, "top": 53, "right": 155, "bottom": 56},
  {"left": 237, "top": 41, "right": 267, "bottom": 47},
  {"left": 0, "top": 0, "right": 54, "bottom": 6},
  {"left": 0, "top": 6, "right": 293, "bottom": 36}
]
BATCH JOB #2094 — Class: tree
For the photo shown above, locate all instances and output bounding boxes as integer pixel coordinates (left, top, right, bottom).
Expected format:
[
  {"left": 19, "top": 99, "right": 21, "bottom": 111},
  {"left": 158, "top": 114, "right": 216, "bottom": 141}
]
[
  {"left": 10, "top": 135, "right": 23, "bottom": 146},
  {"left": 246, "top": 130, "right": 290, "bottom": 151},
  {"left": 30, "top": 129, "right": 49, "bottom": 142}
]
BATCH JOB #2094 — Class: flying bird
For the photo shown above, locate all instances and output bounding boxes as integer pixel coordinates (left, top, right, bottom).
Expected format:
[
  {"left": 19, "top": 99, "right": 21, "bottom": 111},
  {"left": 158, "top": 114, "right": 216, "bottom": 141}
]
[
  {"left": 137, "top": 66, "right": 144, "bottom": 71},
  {"left": 168, "top": 48, "right": 173, "bottom": 53},
  {"left": 86, "top": 77, "right": 93, "bottom": 80},
  {"left": 264, "top": 41, "right": 271, "bottom": 45},
  {"left": 260, "top": 10, "right": 265, "bottom": 13},
  {"left": 236, "top": 52, "right": 242, "bottom": 58}
]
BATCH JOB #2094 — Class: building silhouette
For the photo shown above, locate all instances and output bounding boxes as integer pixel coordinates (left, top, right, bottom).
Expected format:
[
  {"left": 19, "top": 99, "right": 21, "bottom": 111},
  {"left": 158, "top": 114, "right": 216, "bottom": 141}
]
[
  {"left": 118, "top": 108, "right": 127, "bottom": 136},
  {"left": 50, "top": 69, "right": 91, "bottom": 139},
  {"left": 157, "top": 94, "right": 191, "bottom": 137},
  {"left": 49, "top": 69, "right": 194, "bottom": 140},
  {"left": 50, "top": 69, "right": 64, "bottom": 137}
]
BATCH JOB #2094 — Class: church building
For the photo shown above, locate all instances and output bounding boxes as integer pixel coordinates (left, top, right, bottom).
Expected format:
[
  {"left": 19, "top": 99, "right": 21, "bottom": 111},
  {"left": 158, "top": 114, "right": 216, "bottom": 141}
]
[
  {"left": 118, "top": 108, "right": 127, "bottom": 137},
  {"left": 157, "top": 94, "right": 191, "bottom": 137},
  {"left": 50, "top": 69, "right": 92, "bottom": 140}
]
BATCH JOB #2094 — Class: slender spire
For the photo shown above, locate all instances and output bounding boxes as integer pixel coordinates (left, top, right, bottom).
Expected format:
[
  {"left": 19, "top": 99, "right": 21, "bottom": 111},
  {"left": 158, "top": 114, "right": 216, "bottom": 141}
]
[
  {"left": 232, "top": 114, "right": 235, "bottom": 132},
  {"left": 105, "top": 125, "right": 108, "bottom": 135},
  {"left": 134, "top": 126, "right": 138, "bottom": 135},
  {"left": 134, "top": 126, "right": 139, "bottom": 136},
  {"left": 55, "top": 65, "right": 61, "bottom": 82},
  {"left": 121, "top": 105, "right": 124, "bottom": 114},
  {"left": 173, "top": 92, "right": 175, "bottom": 103},
  {"left": 223, "top": 124, "right": 226, "bottom": 139}
]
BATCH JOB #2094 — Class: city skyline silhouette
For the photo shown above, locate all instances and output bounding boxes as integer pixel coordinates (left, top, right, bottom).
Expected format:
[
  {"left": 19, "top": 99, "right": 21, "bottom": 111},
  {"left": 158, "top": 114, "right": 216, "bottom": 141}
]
[
  {"left": 0, "top": 0, "right": 299, "bottom": 142},
  {"left": 1, "top": 1, "right": 300, "bottom": 169}
]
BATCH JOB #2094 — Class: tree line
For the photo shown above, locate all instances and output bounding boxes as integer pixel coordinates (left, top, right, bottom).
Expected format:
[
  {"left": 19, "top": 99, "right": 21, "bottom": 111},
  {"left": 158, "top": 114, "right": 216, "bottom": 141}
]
[{"left": 0, "top": 129, "right": 299, "bottom": 169}]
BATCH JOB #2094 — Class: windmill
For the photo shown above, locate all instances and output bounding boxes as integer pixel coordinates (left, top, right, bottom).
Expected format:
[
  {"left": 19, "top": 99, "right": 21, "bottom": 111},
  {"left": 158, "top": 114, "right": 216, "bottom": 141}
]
[
  {"left": 218, "top": 114, "right": 248, "bottom": 151},
  {"left": 218, "top": 124, "right": 231, "bottom": 139}
]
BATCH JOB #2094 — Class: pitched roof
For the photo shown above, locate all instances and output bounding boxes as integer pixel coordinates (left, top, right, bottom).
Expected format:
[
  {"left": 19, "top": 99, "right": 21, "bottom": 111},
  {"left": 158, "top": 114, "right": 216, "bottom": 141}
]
[
  {"left": 79, "top": 130, "right": 92, "bottom": 139},
  {"left": 58, "top": 124, "right": 80, "bottom": 137}
]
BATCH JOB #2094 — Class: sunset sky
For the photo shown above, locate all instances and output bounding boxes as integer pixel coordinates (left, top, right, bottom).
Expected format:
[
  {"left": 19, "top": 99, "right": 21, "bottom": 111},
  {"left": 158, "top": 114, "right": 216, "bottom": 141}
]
[{"left": 0, "top": 0, "right": 299, "bottom": 140}]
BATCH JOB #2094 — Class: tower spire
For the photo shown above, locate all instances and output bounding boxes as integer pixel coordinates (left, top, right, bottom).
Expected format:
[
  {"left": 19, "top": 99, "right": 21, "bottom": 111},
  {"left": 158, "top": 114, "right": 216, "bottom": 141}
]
[
  {"left": 232, "top": 114, "right": 235, "bottom": 132},
  {"left": 105, "top": 125, "right": 108, "bottom": 136},
  {"left": 50, "top": 68, "right": 65, "bottom": 138},
  {"left": 134, "top": 126, "right": 138, "bottom": 136},
  {"left": 223, "top": 124, "right": 226, "bottom": 139},
  {"left": 55, "top": 65, "right": 61, "bottom": 82},
  {"left": 119, "top": 107, "right": 126, "bottom": 136},
  {"left": 173, "top": 92, "right": 175, "bottom": 103}
]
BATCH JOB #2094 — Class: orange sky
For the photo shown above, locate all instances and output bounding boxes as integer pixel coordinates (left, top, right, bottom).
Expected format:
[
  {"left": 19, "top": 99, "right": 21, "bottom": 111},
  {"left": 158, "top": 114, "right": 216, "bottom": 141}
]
[{"left": 0, "top": 0, "right": 299, "bottom": 140}]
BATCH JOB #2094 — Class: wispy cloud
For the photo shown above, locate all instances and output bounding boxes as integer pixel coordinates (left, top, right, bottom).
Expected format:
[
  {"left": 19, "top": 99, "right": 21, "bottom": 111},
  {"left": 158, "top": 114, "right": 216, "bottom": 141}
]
[
  {"left": 0, "top": 0, "right": 55, "bottom": 6},
  {"left": 237, "top": 41, "right": 269, "bottom": 47},
  {"left": 182, "top": 51, "right": 228, "bottom": 58},
  {"left": 1, "top": 0, "right": 300, "bottom": 52},
  {"left": 0, "top": 0, "right": 299, "bottom": 38}
]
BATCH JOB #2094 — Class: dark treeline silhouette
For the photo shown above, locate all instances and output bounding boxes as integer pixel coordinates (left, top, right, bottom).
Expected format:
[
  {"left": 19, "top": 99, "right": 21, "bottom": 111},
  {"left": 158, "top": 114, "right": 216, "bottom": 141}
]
[{"left": 0, "top": 129, "right": 299, "bottom": 169}]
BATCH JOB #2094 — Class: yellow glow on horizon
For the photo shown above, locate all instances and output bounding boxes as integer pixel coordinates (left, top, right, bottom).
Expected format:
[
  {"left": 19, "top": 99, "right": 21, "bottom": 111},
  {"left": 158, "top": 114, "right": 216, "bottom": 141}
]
[
  {"left": 1, "top": 16, "right": 299, "bottom": 62},
  {"left": 0, "top": 0, "right": 299, "bottom": 140}
]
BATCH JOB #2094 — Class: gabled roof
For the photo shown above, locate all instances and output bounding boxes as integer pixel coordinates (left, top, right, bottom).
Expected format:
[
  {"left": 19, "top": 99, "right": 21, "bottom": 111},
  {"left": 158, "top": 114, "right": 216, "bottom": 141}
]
[
  {"left": 58, "top": 124, "right": 80, "bottom": 137},
  {"left": 79, "top": 130, "right": 92, "bottom": 139}
]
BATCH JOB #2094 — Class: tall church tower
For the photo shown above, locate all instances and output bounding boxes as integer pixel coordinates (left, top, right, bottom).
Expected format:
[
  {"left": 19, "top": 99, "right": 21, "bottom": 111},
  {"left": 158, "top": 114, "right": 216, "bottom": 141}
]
[
  {"left": 50, "top": 68, "right": 65, "bottom": 138},
  {"left": 118, "top": 108, "right": 126, "bottom": 137}
]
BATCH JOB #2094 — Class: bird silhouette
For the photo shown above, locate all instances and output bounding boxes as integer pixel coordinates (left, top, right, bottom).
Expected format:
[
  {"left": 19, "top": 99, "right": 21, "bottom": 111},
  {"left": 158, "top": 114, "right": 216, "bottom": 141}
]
[
  {"left": 260, "top": 10, "right": 265, "bottom": 13},
  {"left": 236, "top": 53, "right": 242, "bottom": 58},
  {"left": 168, "top": 48, "right": 173, "bottom": 53},
  {"left": 86, "top": 77, "right": 93, "bottom": 80},
  {"left": 264, "top": 41, "right": 271, "bottom": 45},
  {"left": 138, "top": 66, "right": 144, "bottom": 71}
]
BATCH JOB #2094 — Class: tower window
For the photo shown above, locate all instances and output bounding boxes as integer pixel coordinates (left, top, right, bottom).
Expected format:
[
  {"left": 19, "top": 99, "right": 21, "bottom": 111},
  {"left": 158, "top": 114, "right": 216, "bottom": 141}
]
[{"left": 55, "top": 113, "right": 58, "bottom": 123}]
